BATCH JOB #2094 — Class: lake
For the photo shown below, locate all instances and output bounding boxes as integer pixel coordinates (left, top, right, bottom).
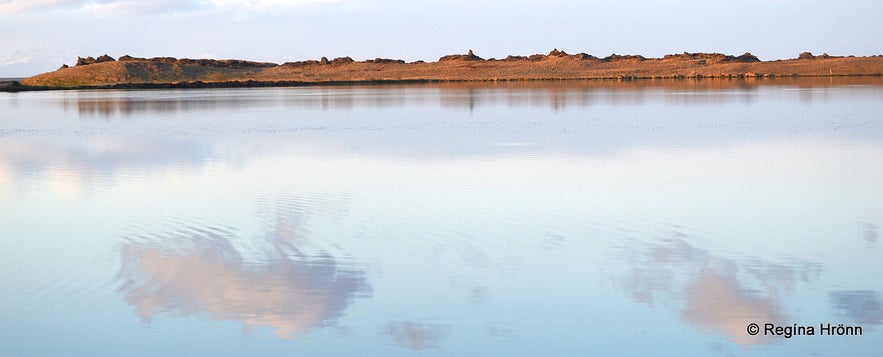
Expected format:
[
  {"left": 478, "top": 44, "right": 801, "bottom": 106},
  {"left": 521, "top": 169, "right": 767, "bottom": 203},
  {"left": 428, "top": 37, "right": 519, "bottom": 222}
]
[{"left": 1, "top": 78, "right": 882, "bottom": 355}]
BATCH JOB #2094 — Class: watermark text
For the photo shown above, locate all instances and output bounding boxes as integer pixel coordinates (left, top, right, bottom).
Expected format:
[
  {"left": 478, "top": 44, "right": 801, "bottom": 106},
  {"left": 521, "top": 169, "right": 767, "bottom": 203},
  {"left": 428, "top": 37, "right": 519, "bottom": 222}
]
[{"left": 746, "top": 323, "right": 863, "bottom": 338}]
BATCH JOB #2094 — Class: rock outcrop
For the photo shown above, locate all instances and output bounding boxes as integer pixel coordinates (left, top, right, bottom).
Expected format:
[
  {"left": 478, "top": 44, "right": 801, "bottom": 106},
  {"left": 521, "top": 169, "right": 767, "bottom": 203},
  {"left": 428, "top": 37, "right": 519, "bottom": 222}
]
[
  {"left": 662, "top": 52, "right": 763, "bottom": 63},
  {"left": 76, "top": 56, "right": 96, "bottom": 66},
  {"left": 170, "top": 58, "right": 277, "bottom": 68},
  {"left": 798, "top": 52, "right": 816, "bottom": 60},
  {"left": 331, "top": 56, "right": 355, "bottom": 65},
  {"left": 76, "top": 54, "right": 116, "bottom": 66},
  {"left": 96, "top": 54, "right": 116, "bottom": 63},
  {"left": 439, "top": 49, "right": 484, "bottom": 61},
  {"left": 548, "top": 48, "right": 568, "bottom": 57},
  {"left": 500, "top": 50, "right": 596, "bottom": 62},
  {"left": 363, "top": 58, "right": 406, "bottom": 64},
  {"left": 281, "top": 60, "right": 321, "bottom": 67},
  {"left": 603, "top": 54, "right": 646, "bottom": 62},
  {"left": 118, "top": 55, "right": 147, "bottom": 61},
  {"left": 734, "top": 52, "right": 760, "bottom": 62},
  {"left": 148, "top": 57, "right": 179, "bottom": 63}
]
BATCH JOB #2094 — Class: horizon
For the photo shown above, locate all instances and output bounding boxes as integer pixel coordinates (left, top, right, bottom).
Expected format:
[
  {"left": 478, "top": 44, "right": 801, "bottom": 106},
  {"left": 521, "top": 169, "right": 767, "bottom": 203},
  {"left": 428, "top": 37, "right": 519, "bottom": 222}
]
[{"left": 2, "top": 0, "right": 882, "bottom": 77}]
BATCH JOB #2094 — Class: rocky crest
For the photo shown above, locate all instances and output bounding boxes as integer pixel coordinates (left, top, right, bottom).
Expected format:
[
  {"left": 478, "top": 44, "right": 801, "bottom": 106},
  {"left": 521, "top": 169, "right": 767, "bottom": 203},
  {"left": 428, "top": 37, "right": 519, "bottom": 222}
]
[
  {"left": 734, "top": 52, "right": 760, "bottom": 62},
  {"left": 603, "top": 54, "right": 646, "bottom": 62},
  {"left": 363, "top": 58, "right": 406, "bottom": 64},
  {"left": 61, "top": 50, "right": 862, "bottom": 72},
  {"left": 176, "top": 58, "right": 277, "bottom": 68},
  {"left": 439, "top": 49, "right": 484, "bottom": 61},
  {"left": 76, "top": 54, "right": 116, "bottom": 66},
  {"left": 797, "top": 52, "right": 834, "bottom": 60},
  {"left": 661, "top": 52, "right": 761, "bottom": 63},
  {"left": 66, "top": 50, "right": 771, "bottom": 69},
  {"left": 13, "top": 50, "right": 882, "bottom": 91}
]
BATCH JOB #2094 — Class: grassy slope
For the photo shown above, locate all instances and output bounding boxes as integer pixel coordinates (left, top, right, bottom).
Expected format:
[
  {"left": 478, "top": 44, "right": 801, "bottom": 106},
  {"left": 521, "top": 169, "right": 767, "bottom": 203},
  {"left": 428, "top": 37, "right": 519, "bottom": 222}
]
[{"left": 19, "top": 55, "right": 883, "bottom": 88}]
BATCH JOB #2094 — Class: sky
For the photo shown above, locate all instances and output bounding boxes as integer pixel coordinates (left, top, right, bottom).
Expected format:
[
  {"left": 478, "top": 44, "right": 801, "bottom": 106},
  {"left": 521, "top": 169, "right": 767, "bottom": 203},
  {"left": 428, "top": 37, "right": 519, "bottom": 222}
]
[{"left": 1, "top": 0, "right": 881, "bottom": 77}]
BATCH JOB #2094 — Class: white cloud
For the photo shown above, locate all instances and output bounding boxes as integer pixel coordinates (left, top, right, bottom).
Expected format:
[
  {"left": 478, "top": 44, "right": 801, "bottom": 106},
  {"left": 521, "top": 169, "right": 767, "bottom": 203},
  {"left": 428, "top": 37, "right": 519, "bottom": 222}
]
[
  {"left": 209, "top": 0, "right": 341, "bottom": 6},
  {"left": 0, "top": 48, "right": 79, "bottom": 77},
  {"left": 83, "top": 0, "right": 209, "bottom": 16},
  {"left": 0, "top": 0, "right": 88, "bottom": 13},
  {"left": 0, "top": 0, "right": 340, "bottom": 15},
  {"left": 1, "top": 53, "right": 33, "bottom": 66},
  {"left": 2, "top": 48, "right": 58, "bottom": 66}
]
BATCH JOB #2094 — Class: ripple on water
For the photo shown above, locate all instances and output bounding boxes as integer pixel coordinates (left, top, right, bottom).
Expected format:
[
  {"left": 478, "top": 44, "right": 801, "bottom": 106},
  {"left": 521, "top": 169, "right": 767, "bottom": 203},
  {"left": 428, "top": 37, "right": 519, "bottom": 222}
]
[
  {"left": 113, "top": 201, "right": 371, "bottom": 338},
  {"left": 1, "top": 81, "right": 882, "bottom": 354}
]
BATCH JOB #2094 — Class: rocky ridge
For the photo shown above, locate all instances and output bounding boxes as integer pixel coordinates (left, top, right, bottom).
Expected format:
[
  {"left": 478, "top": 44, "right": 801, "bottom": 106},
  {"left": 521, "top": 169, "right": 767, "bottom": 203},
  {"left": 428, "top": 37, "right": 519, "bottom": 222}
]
[{"left": 10, "top": 50, "right": 883, "bottom": 90}]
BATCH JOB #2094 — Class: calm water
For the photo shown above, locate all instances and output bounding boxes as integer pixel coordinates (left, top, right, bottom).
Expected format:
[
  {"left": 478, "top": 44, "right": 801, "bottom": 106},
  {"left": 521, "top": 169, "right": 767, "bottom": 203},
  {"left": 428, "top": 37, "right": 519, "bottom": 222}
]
[{"left": 1, "top": 79, "right": 882, "bottom": 355}]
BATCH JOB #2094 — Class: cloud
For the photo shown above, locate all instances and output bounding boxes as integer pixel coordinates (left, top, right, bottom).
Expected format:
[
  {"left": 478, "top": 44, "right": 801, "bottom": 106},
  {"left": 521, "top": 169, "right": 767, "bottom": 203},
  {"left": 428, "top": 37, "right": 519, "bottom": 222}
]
[
  {"left": 208, "top": 0, "right": 341, "bottom": 8},
  {"left": 0, "top": 0, "right": 340, "bottom": 15},
  {"left": 84, "top": 0, "right": 210, "bottom": 16},
  {"left": 0, "top": 48, "right": 78, "bottom": 77},
  {"left": 0, "top": 0, "right": 90, "bottom": 13},
  {"left": 1, "top": 53, "right": 35, "bottom": 66},
  {"left": 0, "top": 48, "right": 69, "bottom": 66}
]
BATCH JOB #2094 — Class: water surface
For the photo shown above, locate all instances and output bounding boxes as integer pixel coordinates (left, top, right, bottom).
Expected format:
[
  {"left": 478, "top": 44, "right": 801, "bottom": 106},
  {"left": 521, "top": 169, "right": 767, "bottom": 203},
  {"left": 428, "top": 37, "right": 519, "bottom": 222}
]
[{"left": 1, "top": 79, "right": 882, "bottom": 355}]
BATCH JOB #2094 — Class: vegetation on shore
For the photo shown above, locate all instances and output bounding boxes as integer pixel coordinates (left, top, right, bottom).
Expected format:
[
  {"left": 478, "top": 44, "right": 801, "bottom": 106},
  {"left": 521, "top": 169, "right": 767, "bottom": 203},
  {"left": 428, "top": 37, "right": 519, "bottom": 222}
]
[{"left": 7, "top": 50, "right": 883, "bottom": 91}]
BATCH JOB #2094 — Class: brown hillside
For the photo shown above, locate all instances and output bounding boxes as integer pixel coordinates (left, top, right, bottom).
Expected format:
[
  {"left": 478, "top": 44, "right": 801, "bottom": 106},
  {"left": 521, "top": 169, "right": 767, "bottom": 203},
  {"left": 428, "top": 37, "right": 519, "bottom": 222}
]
[{"left": 17, "top": 51, "right": 883, "bottom": 89}]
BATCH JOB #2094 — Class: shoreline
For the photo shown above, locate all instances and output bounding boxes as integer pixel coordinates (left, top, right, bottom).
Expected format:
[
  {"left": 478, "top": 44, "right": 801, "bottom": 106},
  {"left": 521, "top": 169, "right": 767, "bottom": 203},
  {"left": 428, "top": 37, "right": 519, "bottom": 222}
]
[{"left": 2, "top": 74, "right": 882, "bottom": 93}]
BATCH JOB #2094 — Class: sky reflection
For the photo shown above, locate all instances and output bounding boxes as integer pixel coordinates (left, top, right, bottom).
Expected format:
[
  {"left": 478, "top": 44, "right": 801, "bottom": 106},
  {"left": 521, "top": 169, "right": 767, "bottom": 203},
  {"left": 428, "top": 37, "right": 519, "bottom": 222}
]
[
  {"left": 830, "top": 290, "right": 882, "bottom": 326},
  {"left": 118, "top": 200, "right": 370, "bottom": 338},
  {"left": 1, "top": 81, "right": 881, "bottom": 355},
  {"left": 382, "top": 321, "right": 451, "bottom": 351},
  {"left": 620, "top": 237, "right": 823, "bottom": 344}
]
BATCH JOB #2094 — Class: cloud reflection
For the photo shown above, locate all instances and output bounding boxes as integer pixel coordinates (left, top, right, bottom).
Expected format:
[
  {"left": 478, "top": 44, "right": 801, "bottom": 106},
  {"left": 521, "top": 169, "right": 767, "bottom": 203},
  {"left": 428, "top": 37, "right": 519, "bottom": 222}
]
[
  {"left": 862, "top": 222, "right": 879, "bottom": 250},
  {"left": 382, "top": 321, "right": 450, "bottom": 351},
  {"left": 118, "top": 200, "right": 370, "bottom": 338},
  {"left": 621, "top": 237, "right": 822, "bottom": 344},
  {"left": 830, "top": 290, "right": 882, "bottom": 325}
]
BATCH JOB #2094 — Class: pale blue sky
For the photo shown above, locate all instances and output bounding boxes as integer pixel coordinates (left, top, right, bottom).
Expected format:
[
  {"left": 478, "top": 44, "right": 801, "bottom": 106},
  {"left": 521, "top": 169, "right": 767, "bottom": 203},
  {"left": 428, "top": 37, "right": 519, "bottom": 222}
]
[{"left": 1, "top": 0, "right": 881, "bottom": 77}]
